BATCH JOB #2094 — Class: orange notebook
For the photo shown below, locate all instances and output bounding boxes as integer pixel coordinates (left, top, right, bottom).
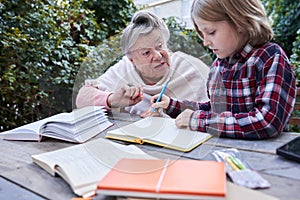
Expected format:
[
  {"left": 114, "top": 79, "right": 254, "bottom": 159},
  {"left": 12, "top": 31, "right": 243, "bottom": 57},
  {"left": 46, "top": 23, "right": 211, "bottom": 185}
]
[{"left": 97, "top": 158, "right": 226, "bottom": 199}]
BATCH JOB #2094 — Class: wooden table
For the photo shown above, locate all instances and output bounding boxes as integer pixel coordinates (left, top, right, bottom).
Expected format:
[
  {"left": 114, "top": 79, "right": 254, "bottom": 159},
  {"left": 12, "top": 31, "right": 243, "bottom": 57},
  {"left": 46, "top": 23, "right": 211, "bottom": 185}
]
[{"left": 0, "top": 113, "right": 300, "bottom": 200}]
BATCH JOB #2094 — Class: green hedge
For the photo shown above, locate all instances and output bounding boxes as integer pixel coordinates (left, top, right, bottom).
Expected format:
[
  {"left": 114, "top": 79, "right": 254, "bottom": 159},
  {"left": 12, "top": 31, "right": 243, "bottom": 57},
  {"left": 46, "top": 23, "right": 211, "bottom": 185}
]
[
  {"left": 0, "top": 0, "right": 136, "bottom": 131},
  {"left": 1, "top": 0, "right": 300, "bottom": 132},
  {"left": 262, "top": 0, "right": 300, "bottom": 71}
]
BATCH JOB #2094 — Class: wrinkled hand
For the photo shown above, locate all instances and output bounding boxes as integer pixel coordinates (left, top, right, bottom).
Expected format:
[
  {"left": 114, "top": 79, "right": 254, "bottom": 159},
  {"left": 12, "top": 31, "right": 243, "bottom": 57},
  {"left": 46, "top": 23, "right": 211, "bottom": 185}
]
[
  {"left": 140, "top": 94, "right": 170, "bottom": 118},
  {"left": 107, "top": 85, "right": 143, "bottom": 108},
  {"left": 175, "top": 109, "right": 194, "bottom": 128}
]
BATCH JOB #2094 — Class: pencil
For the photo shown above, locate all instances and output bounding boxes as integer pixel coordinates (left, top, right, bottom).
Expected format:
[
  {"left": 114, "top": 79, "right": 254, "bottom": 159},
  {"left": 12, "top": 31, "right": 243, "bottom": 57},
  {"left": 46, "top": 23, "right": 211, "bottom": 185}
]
[
  {"left": 225, "top": 156, "right": 239, "bottom": 171},
  {"left": 151, "top": 78, "right": 170, "bottom": 112},
  {"left": 229, "top": 156, "right": 246, "bottom": 170}
]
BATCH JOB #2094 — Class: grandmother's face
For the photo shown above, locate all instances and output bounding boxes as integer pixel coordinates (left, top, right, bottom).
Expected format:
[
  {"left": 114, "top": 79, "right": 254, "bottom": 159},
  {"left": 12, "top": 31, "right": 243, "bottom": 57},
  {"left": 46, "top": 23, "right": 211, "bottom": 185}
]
[{"left": 128, "top": 29, "right": 170, "bottom": 84}]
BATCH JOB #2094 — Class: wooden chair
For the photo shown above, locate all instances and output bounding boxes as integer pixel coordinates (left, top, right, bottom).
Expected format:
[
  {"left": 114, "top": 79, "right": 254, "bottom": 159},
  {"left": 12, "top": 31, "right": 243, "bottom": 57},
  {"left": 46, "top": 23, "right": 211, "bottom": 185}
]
[{"left": 289, "top": 88, "right": 300, "bottom": 125}]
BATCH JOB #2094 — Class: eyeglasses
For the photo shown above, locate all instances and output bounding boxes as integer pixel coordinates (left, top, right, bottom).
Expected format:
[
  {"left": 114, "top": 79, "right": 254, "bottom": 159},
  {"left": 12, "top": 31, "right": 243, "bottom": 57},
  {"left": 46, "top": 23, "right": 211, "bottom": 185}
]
[{"left": 128, "top": 42, "right": 167, "bottom": 59}]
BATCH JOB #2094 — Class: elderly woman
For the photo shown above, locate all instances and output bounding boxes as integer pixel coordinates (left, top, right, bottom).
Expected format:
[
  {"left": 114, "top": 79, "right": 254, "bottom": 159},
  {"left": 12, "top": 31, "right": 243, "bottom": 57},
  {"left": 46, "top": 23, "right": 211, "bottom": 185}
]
[{"left": 76, "top": 10, "right": 209, "bottom": 116}]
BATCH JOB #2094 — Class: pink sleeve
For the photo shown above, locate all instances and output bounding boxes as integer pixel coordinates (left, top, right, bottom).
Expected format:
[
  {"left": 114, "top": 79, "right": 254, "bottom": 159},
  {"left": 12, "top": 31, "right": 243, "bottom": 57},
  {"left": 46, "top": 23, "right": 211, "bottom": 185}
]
[{"left": 76, "top": 85, "right": 112, "bottom": 109}]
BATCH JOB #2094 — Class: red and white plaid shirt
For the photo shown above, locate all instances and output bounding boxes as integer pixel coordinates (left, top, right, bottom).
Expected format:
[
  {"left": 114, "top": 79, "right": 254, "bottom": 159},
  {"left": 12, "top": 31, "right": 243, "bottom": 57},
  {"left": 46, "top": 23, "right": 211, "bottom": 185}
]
[{"left": 166, "top": 42, "right": 296, "bottom": 139}]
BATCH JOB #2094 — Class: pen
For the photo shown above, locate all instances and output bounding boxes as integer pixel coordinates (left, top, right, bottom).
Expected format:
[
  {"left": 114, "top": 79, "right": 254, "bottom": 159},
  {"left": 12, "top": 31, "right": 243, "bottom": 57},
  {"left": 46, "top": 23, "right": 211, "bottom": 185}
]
[
  {"left": 225, "top": 156, "right": 239, "bottom": 171},
  {"left": 151, "top": 78, "right": 170, "bottom": 112}
]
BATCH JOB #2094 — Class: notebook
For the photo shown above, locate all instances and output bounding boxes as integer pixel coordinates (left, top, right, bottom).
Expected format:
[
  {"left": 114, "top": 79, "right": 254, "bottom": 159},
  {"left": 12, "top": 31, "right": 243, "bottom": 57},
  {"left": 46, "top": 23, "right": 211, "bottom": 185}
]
[
  {"left": 97, "top": 158, "right": 226, "bottom": 199},
  {"left": 105, "top": 117, "right": 212, "bottom": 152}
]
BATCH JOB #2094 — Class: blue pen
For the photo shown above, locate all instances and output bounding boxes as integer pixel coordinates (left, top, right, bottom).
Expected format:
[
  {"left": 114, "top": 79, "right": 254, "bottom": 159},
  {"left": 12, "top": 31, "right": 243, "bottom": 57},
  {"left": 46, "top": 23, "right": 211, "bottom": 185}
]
[{"left": 151, "top": 78, "right": 170, "bottom": 112}]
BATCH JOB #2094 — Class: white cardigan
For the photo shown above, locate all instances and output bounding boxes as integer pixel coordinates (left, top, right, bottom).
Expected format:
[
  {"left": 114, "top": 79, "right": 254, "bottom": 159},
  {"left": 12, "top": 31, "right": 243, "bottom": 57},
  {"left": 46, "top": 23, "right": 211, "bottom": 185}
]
[{"left": 76, "top": 51, "right": 210, "bottom": 115}]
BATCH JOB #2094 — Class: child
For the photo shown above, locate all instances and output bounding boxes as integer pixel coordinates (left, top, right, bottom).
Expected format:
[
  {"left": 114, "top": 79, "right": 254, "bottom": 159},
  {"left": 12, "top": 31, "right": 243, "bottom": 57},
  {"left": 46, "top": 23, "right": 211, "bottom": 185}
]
[{"left": 147, "top": 0, "right": 296, "bottom": 139}]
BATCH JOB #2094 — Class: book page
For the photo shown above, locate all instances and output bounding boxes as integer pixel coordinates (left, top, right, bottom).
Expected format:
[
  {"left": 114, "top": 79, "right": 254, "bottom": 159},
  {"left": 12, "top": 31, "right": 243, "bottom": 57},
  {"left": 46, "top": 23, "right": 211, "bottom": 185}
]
[
  {"left": 107, "top": 117, "right": 212, "bottom": 151},
  {"left": 0, "top": 117, "right": 50, "bottom": 141},
  {"left": 0, "top": 112, "right": 71, "bottom": 140},
  {"left": 42, "top": 117, "right": 113, "bottom": 143},
  {"left": 0, "top": 109, "right": 82, "bottom": 140},
  {"left": 32, "top": 138, "right": 155, "bottom": 197},
  {"left": 1, "top": 106, "right": 111, "bottom": 143}
]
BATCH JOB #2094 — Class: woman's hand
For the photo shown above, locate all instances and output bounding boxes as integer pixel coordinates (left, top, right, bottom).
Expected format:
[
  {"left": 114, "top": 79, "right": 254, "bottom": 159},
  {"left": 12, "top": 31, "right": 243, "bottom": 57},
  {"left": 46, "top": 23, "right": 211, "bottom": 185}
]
[
  {"left": 107, "top": 84, "right": 143, "bottom": 108},
  {"left": 175, "top": 109, "right": 194, "bottom": 128}
]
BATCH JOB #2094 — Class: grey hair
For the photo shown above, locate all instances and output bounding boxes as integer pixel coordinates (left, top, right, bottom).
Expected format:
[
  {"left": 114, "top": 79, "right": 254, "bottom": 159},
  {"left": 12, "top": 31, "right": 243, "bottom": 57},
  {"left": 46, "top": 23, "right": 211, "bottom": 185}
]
[{"left": 120, "top": 10, "right": 170, "bottom": 54}]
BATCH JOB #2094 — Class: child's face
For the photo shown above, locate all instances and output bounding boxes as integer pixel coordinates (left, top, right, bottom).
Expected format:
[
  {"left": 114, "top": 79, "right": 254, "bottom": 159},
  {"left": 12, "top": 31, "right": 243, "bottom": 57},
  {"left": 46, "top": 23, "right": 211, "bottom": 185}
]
[{"left": 194, "top": 18, "right": 243, "bottom": 59}]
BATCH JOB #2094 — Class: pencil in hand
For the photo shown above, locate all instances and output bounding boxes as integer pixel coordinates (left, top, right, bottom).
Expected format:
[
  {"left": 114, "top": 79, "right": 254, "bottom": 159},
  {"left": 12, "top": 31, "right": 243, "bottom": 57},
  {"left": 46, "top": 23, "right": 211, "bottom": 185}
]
[{"left": 151, "top": 78, "right": 170, "bottom": 112}]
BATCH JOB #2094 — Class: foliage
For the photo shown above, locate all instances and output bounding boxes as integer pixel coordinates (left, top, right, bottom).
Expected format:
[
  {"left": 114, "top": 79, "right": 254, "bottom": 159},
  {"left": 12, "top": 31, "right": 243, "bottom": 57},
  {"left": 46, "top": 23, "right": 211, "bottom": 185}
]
[
  {"left": 262, "top": 0, "right": 300, "bottom": 79},
  {"left": 1, "top": 0, "right": 300, "bottom": 133},
  {"left": 291, "top": 29, "right": 300, "bottom": 85},
  {"left": 289, "top": 30, "right": 300, "bottom": 132},
  {"left": 0, "top": 0, "right": 136, "bottom": 131},
  {"left": 262, "top": 0, "right": 300, "bottom": 57},
  {"left": 84, "top": 0, "right": 137, "bottom": 38}
]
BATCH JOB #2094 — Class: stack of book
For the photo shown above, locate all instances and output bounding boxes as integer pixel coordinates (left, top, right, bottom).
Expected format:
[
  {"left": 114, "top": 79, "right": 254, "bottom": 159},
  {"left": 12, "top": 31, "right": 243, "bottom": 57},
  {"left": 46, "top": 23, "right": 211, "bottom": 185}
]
[{"left": 1, "top": 106, "right": 113, "bottom": 143}]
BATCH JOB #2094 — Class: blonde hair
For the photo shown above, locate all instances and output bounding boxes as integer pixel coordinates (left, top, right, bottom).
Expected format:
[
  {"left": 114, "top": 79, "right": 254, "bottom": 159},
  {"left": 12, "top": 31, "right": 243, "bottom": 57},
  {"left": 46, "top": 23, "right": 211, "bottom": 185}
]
[
  {"left": 191, "top": 0, "right": 274, "bottom": 46},
  {"left": 120, "top": 10, "right": 170, "bottom": 54}
]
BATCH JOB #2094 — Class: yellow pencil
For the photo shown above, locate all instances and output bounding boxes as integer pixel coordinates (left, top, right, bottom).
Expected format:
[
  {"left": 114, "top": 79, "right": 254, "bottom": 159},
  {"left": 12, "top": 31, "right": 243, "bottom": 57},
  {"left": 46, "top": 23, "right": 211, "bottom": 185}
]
[{"left": 225, "top": 156, "right": 239, "bottom": 171}]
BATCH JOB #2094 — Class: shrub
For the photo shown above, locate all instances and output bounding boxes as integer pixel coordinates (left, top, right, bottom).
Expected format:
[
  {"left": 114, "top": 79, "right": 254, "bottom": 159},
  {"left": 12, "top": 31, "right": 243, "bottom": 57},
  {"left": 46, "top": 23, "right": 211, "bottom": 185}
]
[
  {"left": 0, "top": 0, "right": 136, "bottom": 131},
  {"left": 84, "top": 0, "right": 137, "bottom": 38},
  {"left": 291, "top": 29, "right": 300, "bottom": 84},
  {"left": 262, "top": 0, "right": 300, "bottom": 57}
]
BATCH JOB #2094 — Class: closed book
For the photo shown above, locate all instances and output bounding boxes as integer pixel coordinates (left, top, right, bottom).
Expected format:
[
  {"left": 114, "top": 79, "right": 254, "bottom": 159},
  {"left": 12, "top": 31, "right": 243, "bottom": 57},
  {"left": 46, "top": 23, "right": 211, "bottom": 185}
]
[{"left": 97, "top": 158, "right": 226, "bottom": 199}]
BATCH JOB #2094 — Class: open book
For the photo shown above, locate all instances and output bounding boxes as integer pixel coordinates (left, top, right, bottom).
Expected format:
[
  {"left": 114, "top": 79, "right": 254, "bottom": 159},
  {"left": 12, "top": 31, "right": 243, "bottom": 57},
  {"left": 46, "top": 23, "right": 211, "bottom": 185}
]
[
  {"left": 98, "top": 158, "right": 226, "bottom": 199},
  {"left": 1, "top": 106, "right": 113, "bottom": 143},
  {"left": 105, "top": 117, "right": 212, "bottom": 152},
  {"left": 32, "top": 138, "right": 155, "bottom": 197}
]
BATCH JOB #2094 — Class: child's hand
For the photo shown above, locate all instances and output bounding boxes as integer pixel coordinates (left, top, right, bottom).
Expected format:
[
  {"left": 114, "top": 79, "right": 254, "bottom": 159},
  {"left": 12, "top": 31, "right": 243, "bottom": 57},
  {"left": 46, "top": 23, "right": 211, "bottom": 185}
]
[
  {"left": 140, "top": 94, "right": 170, "bottom": 118},
  {"left": 175, "top": 109, "right": 194, "bottom": 128},
  {"left": 140, "top": 107, "right": 162, "bottom": 118},
  {"left": 151, "top": 94, "right": 170, "bottom": 110}
]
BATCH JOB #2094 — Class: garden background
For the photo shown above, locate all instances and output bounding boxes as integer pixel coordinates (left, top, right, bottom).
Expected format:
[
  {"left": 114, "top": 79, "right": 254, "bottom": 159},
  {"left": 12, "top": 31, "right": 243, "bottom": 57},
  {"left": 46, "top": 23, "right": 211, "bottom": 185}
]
[{"left": 1, "top": 0, "right": 299, "bottom": 131}]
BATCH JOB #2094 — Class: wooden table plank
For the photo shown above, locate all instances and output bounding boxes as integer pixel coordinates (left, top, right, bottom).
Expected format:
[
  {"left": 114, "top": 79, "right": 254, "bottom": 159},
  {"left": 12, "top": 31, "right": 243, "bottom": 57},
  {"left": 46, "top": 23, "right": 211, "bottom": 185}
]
[
  {"left": 0, "top": 140, "right": 75, "bottom": 200},
  {"left": 256, "top": 174, "right": 300, "bottom": 200},
  {"left": 206, "top": 132, "right": 299, "bottom": 154},
  {"left": 0, "top": 176, "right": 44, "bottom": 200}
]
